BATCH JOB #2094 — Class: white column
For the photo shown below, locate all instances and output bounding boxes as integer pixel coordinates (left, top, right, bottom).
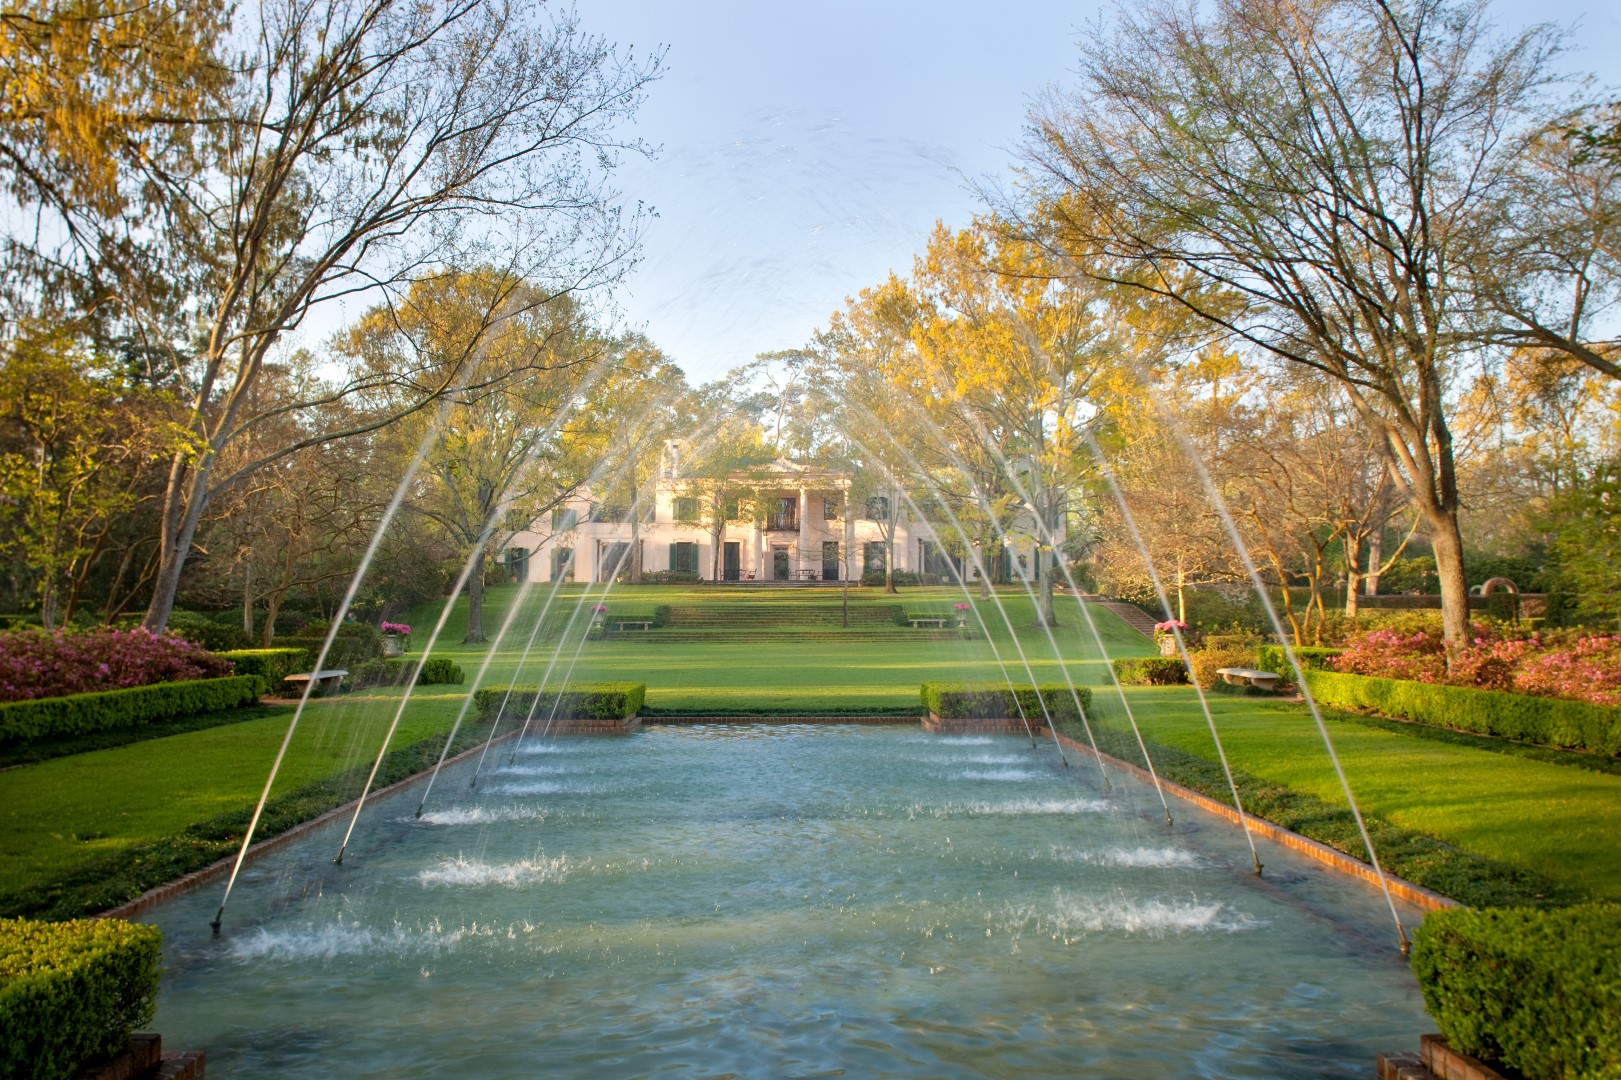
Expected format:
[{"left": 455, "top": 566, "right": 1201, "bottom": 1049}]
[
  {"left": 844, "top": 508, "right": 855, "bottom": 580},
  {"left": 798, "top": 487, "right": 809, "bottom": 575}
]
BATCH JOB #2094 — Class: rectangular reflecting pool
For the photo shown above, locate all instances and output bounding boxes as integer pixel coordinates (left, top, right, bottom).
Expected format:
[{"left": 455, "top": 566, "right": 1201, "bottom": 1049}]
[{"left": 140, "top": 724, "right": 1429, "bottom": 1077}]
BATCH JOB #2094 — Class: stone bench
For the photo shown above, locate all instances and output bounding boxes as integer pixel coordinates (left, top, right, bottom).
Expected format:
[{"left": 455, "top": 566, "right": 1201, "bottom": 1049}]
[
  {"left": 283, "top": 669, "right": 348, "bottom": 695},
  {"left": 909, "top": 617, "right": 948, "bottom": 629},
  {"left": 1216, "top": 667, "right": 1282, "bottom": 691},
  {"left": 613, "top": 620, "right": 653, "bottom": 631}
]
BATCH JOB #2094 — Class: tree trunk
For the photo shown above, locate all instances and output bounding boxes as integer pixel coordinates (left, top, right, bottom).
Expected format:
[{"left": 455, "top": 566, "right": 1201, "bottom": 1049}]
[
  {"left": 144, "top": 451, "right": 214, "bottom": 632},
  {"left": 1428, "top": 511, "right": 1471, "bottom": 649},
  {"left": 464, "top": 558, "right": 487, "bottom": 643},
  {"left": 1036, "top": 548, "right": 1056, "bottom": 627},
  {"left": 1344, "top": 534, "right": 1362, "bottom": 617},
  {"left": 884, "top": 531, "right": 897, "bottom": 593},
  {"left": 243, "top": 570, "right": 255, "bottom": 638},
  {"left": 261, "top": 592, "right": 284, "bottom": 647},
  {"left": 1365, "top": 529, "right": 1383, "bottom": 596}
]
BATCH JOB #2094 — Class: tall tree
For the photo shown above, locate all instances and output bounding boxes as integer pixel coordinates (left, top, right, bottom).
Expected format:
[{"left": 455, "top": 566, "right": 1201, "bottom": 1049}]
[
  {"left": 23, "top": 0, "right": 663, "bottom": 632},
  {"left": 1021, "top": 0, "right": 1567, "bottom": 646}
]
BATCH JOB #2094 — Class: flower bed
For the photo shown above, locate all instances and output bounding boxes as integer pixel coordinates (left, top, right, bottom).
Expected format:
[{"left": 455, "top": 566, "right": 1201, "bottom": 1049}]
[
  {"left": 1331, "top": 625, "right": 1621, "bottom": 708},
  {"left": 0, "top": 628, "right": 231, "bottom": 703},
  {"left": 0, "top": 916, "right": 163, "bottom": 1079}
]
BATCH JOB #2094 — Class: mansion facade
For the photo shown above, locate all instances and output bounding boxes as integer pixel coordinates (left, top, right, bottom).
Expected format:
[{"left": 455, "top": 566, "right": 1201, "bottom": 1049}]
[{"left": 505, "top": 457, "right": 965, "bottom": 585}]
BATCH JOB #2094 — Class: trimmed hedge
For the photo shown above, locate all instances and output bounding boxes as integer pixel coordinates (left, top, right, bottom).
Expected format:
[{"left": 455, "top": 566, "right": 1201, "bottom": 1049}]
[
  {"left": 347, "top": 657, "right": 467, "bottom": 690},
  {"left": 1110, "top": 657, "right": 1189, "bottom": 686},
  {"left": 275, "top": 634, "right": 381, "bottom": 667},
  {"left": 1305, "top": 670, "right": 1621, "bottom": 756},
  {"left": 215, "top": 647, "right": 309, "bottom": 694},
  {"left": 921, "top": 682, "right": 1093, "bottom": 722},
  {"left": 474, "top": 682, "right": 645, "bottom": 722},
  {"left": 0, "top": 676, "right": 260, "bottom": 746},
  {"left": 0, "top": 917, "right": 162, "bottom": 1079},
  {"left": 1411, "top": 904, "right": 1621, "bottom": 1080},
  {"left": 1255, "top": 645, "right": 1341, "bottom": 674}
]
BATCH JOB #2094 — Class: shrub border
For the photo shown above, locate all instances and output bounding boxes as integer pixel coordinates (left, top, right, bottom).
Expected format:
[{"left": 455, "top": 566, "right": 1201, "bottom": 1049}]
[
  {"left": 0, "top": 676, "right": 260, "bottom": 747},
  {"left": 1304, "top": 669, "right": 1621, "bottom": 756}
]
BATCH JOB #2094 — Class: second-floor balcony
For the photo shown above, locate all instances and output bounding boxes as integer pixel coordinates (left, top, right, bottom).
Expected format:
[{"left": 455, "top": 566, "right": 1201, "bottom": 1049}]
[{"left": 763, "top": 510, "right": 798, "bottom": 531}]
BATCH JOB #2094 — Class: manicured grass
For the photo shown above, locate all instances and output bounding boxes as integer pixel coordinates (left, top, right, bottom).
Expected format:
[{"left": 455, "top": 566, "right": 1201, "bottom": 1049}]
[
  {"left": 1087, "top": 688, "right": 1621, "bottom": 902},
  {"left": 0, "top": 703, "right": 279, "bottom": 770}
]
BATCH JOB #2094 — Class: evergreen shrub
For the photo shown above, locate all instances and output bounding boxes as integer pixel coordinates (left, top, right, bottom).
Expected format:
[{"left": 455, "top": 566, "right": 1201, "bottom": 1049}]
[
  {"left": 474, "top": 682, "right": 645, "bottom": 722},
  {"left": 215, "top": 648, "right": 309, "bottom": 694},
  {"left": 1254, "top": 645, "right": 1342, "bottom": 674},
  {"left": 0, "top": 676, "right": 259, "bottom": 746},
  {"left": 276, "top": 634, "right": 381, "bottom": 667},
  {"left": 1410, "top": 904, "right": 1621, "bottom": 1080},
  {"left": 920, "top": 682, "right": 1092, "bottom": 722},
  {"left": 1110, "top": 657, "right": 1189, "bottom": 685},
  {"left": 0, "top": 917, "right": 162, "bottom": 1080},
  {"left": 1305, "top": 670, "right": 1621, "bottom": 755}
]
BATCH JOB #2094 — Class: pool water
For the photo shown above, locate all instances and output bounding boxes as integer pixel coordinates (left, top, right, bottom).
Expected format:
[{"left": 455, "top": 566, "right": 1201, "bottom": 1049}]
[{"left": 141, "top": 724, "right": 1429, "bottom": 1077}]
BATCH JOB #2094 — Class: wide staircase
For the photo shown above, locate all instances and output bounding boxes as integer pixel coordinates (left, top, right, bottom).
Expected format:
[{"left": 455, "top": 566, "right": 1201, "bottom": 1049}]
[
  {"left": 1088, "top": 598, "right": 1157, "bottom": 638},
  {"left": 607, "top": 600, "right": 960, "bottom": 642}
]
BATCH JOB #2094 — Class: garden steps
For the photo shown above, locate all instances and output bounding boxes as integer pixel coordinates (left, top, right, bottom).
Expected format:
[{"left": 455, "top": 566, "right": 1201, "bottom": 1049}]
[
  {"left": 1093, "top": 600, "right": 1158, "bottom": 637},
  {"left": 606, "top": 627, "right": 962, "bottom": 643},
  {"left": 663, "top": 603, "right": 903, "bottom": 628}
]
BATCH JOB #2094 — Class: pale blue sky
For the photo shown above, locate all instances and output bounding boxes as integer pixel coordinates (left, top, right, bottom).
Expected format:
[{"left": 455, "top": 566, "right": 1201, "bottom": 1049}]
[{"left": 573, "top": 0, "right": 1621, "bottom": 385}]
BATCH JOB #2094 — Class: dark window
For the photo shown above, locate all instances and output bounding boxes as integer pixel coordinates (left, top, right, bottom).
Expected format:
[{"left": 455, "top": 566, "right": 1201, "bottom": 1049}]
[
  {"left": 723, "top": 495, "right": 741, "bottom": 521},
  {"left": 863, "top": 541, "right": 887, "bottom": 574},
  {"left": 864, "top": 495, "right": 889, "bottom": 521},
  {"left": 766, "top": 497, "right": 797, "bottom": 531},
  {"left": 551, "top": 548, "right": 574, "bottom": 581},
  {"left": 590, "top": 503, "right": 628, "bottom": 523},
  {"left": 822, "top": 495, "right": 840, "bottom": 520},
  {"left": 670, "top": 541, "right": 699, "bottom": 574},
  {"left": 551, "top": 507, "right": 577, "bottom": 531},
  {"left": 505, "top": 547, "right": 529, "bottom": 580},
  {"left": 673, "top": 496, "right": 699, "bottom": 523}
]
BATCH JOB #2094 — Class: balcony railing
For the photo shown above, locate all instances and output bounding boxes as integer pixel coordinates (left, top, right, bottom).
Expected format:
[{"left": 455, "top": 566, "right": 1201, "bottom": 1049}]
[{"left": 763, "top": 512, "right": 798, "bottom": 531}]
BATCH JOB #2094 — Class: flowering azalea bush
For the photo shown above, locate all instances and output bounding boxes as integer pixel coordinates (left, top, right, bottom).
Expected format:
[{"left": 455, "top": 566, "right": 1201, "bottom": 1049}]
[
  {"left": 1331, "top": 624, "right": 1621, "bottom": 707},
  {"left": 1153, "top": 619, "right": 1189, "bottom": 635},
  {"left": 380, "top": 621, "right": 411, "bottom": 637},
  {"left": 0, "top": 627, "right": 233, "bottom": 703}
]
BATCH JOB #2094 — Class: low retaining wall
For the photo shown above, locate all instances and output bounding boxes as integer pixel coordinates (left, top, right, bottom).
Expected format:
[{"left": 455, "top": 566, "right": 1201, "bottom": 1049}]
[
  {"left": 1377, "top": 1034, "right": 1527, "bottom": 1080},
  {"left": 546, "top": 716, "right": 641, "bottom": 735},
  {"left": 924, "top": 711, "right": 1048, "bottom": 736},
  {"left": 646, "top": 715, "right": 917, "bottom": 725},
  {"left": 77, "top": 1033, "right": 204, "bottom": 1080},
  {"left": 1054, "top": 731, "right": 1459, "bottom": 913}
]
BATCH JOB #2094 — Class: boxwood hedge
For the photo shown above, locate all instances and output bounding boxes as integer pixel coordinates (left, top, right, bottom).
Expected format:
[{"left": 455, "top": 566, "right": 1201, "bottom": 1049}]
[
  {"left": 920, "top": 682, "right": 1093, "bottom": 722},
  {"left": 1411, "top": 903, "right": 1621, "bottom": 1080},
  {"left": 0, "top": 676, "right": 260, "bottom": 747},
  {"left": 474, "top": 682, "right": 645, "bottom": 722},
  {"left": 1304, "top": 670, "right": 1621, "bottom": 756},
  {"left": 0, "top": 917, "right": 162, "bottom": 1079},
  {"left": 1255, "top": 645, "right": 1342, "bottom": 674},
  {"left": 215, "top": 647, "right": 309, "bottom": 694},
  {"left": 1110, "top": 657, "right": 1189, "bottom": 686},
  {"left": 346, "top": 657, "right": 466, "bottom": 690}
]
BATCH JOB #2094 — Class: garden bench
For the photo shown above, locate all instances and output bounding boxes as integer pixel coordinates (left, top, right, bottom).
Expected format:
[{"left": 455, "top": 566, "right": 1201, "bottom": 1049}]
[
  {"left": 613, "top": 620, "right": 653, "bottom": 631},
  {"left": 909, "top": 617, "right": 948, "bottom": 629},
  {"left": 283, "top": 669, "right": 348, "bottom": 695},
  {"left": 1216, "top": 667, "right": 1282, "bottom": 691}
]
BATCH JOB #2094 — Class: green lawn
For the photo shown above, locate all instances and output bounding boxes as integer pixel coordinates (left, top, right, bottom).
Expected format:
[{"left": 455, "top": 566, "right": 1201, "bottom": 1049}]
[
  {"left": 1088, "top": 689, "right": 1621, "bottom": 902},
  {"left": 3, "top": 582, "right": 1619, "bottom": 911}
]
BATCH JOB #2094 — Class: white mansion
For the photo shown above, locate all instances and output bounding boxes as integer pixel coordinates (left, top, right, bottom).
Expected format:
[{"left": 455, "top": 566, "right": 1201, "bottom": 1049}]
[{"left": 505, "top": 455, "right": 970, "bottom": 585}]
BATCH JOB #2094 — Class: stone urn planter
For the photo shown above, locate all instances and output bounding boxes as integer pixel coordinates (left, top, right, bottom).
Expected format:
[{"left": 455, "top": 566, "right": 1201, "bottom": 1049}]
[
  {"left": 381, "top": 636, "right": 405, "bottom": 657},
  {"left": 1157, "top": 634, "right": 1178, "bottom": 657}
]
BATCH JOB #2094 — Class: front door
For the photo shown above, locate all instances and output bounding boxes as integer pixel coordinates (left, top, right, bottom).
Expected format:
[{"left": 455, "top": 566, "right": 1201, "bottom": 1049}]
[
  {"left": 723, "top": 542, "right": 740, "bottom": 581},
  {"left": 822, "top": 540, "right": 840, "bottom": 581},
  {"left": 772, "top": 546, "right": 790, "bottom": 581}
]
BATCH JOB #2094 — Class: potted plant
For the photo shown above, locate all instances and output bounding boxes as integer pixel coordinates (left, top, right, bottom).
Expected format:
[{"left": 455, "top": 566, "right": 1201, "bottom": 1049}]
[
  {"left": 590, "top": 604, "right": 608, "bottom": 635},
  {"left": 954, "top": 602, "right": 971, "bottom": 629},
  {"left": 1153, "top": 619, "right": 1189, "bottom": 657},
  {"left": 380, "top": 621, "right": 411, "bottom": 657}
]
